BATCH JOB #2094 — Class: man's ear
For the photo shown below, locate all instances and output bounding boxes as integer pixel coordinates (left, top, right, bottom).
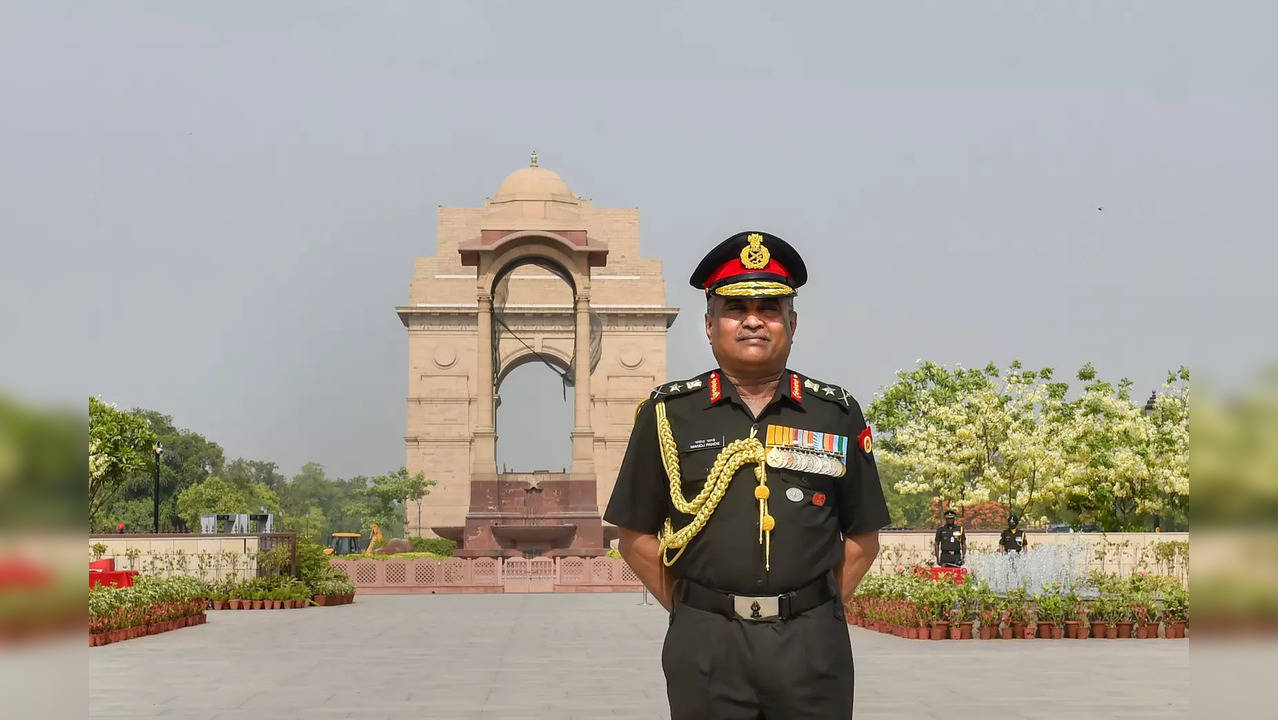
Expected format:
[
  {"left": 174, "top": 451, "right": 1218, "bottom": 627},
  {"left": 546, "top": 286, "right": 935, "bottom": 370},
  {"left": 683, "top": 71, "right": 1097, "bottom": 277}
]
[{"left": 704, "top": 312, "right": 713, "bottom": 343}]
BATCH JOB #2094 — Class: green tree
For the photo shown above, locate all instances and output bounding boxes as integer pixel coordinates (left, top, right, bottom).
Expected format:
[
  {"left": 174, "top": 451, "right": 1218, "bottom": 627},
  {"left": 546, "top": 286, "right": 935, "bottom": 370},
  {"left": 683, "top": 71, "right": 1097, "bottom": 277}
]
[
  {"left": 89, "top": 397, "right": 157, "bottom": 524},
  {"left": 174, "top": 476, "right": 281, "bottom": 530},
  {"left": 1057, "top": 365, "right": 1189, "bottom": 530},
  {"left": 175, "top": 476, "right": 250, "bottom": 530},
  {"left": 223, "top": 458, "right": 286, "bottom": 491},
  {"left": 878, "top": 463, "right": 932, "bottom": 529},
  {"left": 867, "top": 361, "right": 1068, "bottom": 520},
  {"left": 341, "top": 467, "right": 436, "bottom": 538},
  {"left": 281, "top": 504, "right": 329, "bottom": 543}
]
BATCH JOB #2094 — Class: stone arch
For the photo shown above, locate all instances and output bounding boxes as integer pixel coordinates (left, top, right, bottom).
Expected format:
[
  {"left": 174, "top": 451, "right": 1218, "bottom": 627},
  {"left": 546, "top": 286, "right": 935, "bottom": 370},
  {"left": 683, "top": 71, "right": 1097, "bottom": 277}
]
[
  {"left": 477, "top": 233, "right": 590, "bottom": 300},
  {"left": 495, "top": 345, "right": 572, "bottom": 389}
]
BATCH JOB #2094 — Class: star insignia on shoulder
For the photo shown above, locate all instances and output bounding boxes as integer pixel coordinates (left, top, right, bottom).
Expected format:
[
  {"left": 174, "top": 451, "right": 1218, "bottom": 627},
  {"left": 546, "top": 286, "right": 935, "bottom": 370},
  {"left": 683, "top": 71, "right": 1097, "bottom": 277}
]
[
  {"left": 650, "top": 372, "right": 715, "bottom": 401},
  {"left": 800, "top": 374, "right": 855, "bottom": 409}
]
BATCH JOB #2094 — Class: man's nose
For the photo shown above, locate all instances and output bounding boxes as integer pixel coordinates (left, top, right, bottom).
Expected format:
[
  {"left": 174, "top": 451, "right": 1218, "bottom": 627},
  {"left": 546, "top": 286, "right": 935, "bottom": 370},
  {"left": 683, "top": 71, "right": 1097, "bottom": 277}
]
[{"left": 741, "top": 312, "right": 765, "bottom": 329}]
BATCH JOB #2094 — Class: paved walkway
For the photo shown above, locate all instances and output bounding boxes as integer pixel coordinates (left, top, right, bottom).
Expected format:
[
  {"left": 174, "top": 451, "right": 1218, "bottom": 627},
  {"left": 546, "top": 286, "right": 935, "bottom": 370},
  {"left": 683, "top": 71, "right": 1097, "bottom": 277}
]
[{"left": 89, "top": 594, "right": 1186, "bottom": 719}]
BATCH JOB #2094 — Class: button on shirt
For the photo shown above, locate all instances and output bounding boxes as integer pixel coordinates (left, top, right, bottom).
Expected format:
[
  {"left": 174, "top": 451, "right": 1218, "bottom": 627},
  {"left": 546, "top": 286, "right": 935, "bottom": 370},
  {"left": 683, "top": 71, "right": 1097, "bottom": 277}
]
[{"left": 604, "top": 369, "right": 890, "bottom": 595}]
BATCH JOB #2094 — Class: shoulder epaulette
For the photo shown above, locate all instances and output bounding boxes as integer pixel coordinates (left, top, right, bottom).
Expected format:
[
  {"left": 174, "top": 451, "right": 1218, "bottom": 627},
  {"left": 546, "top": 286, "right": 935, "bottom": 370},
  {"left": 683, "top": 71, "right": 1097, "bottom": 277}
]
[
  {"left": 793, "top": 372, "right": 855, "bottom": 410},
  {"left": 648, "top": 371, "right": 713, "bottom": 401}
]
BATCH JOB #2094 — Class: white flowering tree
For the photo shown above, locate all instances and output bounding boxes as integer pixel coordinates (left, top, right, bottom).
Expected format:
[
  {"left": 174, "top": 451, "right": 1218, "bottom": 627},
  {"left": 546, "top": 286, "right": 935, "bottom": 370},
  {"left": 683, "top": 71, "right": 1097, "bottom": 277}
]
[
  {"left": 868, "top": 361, "right": 1188, "bottom": 531},
  {"left": 867, "top": 361, "right": 1067, "bottom": 520},
  {"left": 1057, "top": 365, "right": 1189, "bottom": 530},
  {"left": 89, "top": 396, "right": 158, "bottom": 525}
]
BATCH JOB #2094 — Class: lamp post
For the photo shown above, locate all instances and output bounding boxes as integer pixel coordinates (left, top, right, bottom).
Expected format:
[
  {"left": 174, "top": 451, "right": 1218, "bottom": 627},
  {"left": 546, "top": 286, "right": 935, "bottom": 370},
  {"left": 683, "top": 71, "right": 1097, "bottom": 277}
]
[{"left": 153, "top": 441, "right": 163, "bottom": 533}]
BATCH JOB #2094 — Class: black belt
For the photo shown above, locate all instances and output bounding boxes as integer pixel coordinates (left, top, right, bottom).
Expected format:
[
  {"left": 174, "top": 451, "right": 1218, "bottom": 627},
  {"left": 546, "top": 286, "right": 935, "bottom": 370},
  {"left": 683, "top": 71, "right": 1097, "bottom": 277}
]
[{"left": 680, "top": 576, "right": 834, "bottom": 622}]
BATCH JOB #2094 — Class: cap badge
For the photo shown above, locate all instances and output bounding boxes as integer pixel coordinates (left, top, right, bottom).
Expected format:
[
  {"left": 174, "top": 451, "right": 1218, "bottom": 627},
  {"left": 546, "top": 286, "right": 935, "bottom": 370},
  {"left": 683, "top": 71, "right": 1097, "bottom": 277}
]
[{"left": 739, "top": 232, "right": 771, "bottom": 269}]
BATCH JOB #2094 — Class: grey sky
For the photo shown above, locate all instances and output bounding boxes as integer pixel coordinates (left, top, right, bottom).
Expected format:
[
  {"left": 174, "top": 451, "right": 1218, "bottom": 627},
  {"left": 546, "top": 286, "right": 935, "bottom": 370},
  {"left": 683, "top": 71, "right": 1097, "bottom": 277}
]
[{"left": 3, "top": 2, "right": 1273, "bottom": 479}]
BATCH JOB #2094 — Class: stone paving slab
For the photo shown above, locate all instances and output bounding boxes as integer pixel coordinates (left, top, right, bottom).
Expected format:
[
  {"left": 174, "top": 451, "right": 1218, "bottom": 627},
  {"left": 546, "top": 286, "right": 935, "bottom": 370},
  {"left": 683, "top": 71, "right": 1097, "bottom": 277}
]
[{"left": 89, "top": 594, "right": 1186, "bottom": 719}]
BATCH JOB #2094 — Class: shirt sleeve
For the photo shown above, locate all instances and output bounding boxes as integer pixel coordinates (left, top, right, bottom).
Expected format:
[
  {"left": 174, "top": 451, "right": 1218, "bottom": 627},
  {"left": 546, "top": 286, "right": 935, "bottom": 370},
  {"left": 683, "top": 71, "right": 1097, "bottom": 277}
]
[
  {"left": 603, "top": 399, "right": 667, "bottom": 534},
  {"left": 836, "top": 399, "right": 891, "bottom": 536}
]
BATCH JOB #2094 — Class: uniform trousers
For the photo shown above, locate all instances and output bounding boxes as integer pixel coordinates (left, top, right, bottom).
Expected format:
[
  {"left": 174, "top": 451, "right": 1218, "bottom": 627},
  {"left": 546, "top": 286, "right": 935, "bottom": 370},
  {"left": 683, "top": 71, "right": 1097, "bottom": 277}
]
[{"left": 662, "top": 596, "right": 854, "bottom": 719}]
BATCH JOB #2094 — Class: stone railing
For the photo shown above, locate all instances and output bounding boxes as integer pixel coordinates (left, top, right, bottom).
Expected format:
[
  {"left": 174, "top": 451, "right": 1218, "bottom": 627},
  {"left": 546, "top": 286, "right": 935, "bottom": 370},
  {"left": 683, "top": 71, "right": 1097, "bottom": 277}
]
[{"left": 327, "top": 556, "right": 642, "bottom": 594}]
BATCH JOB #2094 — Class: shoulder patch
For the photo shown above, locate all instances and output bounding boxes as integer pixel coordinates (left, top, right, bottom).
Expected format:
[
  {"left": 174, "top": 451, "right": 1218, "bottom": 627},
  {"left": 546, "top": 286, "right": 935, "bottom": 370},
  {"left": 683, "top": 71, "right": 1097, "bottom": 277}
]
[
  {"left": 649, "top": 372, "right": 712, "bottom": 401},
  {"left": 798, "top": 374, "right": 855, "bottom": 410}
]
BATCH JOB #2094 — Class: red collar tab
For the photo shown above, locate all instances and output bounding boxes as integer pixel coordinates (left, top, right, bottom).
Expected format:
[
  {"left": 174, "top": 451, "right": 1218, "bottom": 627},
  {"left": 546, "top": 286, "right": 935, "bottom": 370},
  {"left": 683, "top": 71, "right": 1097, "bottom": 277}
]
[
  {"left": 708, "top": 372, "right": 723, "bottom": 404},
  {"left": 858, "top": 427, "right": 874, "bottom": 455},
  {"left": 789, "top": 373, "right": 803, "bottom": 403}
]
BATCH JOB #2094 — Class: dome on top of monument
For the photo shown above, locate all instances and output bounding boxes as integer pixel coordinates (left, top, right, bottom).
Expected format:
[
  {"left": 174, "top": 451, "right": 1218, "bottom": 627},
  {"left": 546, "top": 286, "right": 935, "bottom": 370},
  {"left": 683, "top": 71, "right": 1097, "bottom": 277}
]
[{"left": 490, "top": 151, "right": 578, "bottom": 204}]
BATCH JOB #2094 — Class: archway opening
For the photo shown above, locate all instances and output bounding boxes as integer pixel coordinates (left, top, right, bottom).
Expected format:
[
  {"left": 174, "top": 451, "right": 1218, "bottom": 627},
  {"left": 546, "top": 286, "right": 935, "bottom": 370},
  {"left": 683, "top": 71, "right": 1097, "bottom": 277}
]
[{"left": 495, "top": 362, "right": 572, "bottom": 472}]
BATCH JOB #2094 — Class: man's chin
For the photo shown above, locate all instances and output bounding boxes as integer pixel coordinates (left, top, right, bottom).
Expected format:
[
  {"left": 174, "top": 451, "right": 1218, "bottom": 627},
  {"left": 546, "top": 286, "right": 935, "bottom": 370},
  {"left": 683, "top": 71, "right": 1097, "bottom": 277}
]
[{"left": 722, "top": 349, "right": 783, "bottom": 368}]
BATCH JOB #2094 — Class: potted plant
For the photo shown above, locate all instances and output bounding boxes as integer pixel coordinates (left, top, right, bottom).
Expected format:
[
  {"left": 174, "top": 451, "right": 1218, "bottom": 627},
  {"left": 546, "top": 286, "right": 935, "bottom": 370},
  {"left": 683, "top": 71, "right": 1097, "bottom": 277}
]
[
  {"left": 1162, "top": 586, "right": 1188, "bottom": 638},
  {"left": 210, "top": 581, "right": 227, "bottom": 611},
  {"left": 1132, "top": 593, "right": 1158, "bottom": 638},
  {"left": 1114, "top": 593, "right": 1135, "bottom": 638},
  {"left": 1072, "top": 602, "right": 1091, "bottom": 639},
  {"left": 1033, "top": 591, "right": 1061, "bottom": 639},
  {"left": 1090, "top": 595, "right": 1116, "bottom": 638}
]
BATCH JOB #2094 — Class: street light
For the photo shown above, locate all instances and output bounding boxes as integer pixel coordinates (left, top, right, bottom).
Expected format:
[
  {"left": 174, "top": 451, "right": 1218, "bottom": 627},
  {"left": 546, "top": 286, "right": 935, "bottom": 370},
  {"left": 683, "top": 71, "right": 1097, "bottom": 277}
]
[{"left": 153, "top": 441, "right": 163, "bottom": 533}]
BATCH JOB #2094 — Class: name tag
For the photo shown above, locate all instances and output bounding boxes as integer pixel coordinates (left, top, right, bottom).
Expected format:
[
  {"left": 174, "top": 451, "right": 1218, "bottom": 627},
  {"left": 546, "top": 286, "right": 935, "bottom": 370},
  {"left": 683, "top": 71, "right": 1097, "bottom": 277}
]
[{"left": 684, "top": 437, "right": 724, "bottom": 452}]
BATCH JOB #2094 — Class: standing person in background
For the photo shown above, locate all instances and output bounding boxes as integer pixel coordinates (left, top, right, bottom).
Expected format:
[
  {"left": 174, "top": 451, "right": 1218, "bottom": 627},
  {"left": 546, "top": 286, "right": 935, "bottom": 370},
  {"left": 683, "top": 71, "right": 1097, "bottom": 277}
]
[
  {"left": 933, "top": 509, "right": 966, "bottom": 566},
  {"left": 999, "top": 514, "right": 1028, "bottom": 553}
]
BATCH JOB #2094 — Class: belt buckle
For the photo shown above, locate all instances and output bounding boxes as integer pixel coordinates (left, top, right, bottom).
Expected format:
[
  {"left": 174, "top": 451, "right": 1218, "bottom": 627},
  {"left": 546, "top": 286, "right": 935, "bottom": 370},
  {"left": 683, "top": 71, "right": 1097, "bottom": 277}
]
[{"left": 732, "top": 594, "right": 779, "bottom": 621}]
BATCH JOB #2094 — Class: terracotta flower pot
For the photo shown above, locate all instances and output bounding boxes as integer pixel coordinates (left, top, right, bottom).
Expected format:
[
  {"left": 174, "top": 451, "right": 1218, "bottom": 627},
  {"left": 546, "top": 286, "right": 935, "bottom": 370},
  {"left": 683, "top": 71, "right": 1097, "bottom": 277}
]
[
  {"left": 1012, "top": 621, "right": 1026, "bottom": 638},
  {"left": 1036, "top": 621, "right": 1053, "bottom": 638},
  {"left": 1051, "top": 626, "right": 1064, "bottom": 639},
  {"left": 930, "top": 622, "right": 949, "bottom": 640},
  {"left": 1115, "top": 621, "right": 1133, "bottom": 638},
  {"left": 1000, "top": 626, "right": 1012, "bottom": 639},
  {"left": 1064, "top": 621, "right": 1081, "bottom": 639},
  {"left": 917, "top": 626, "right": 930, "bottom": 640},
  {"left": 949, "top": 625, "right": 962, "bottom": 640},
  {"left": 253, "top": 600, "right": 265, "bottom": 610},
  {"left": 1090, "top": 621, "right": 1107, "bottom": 638},
  {"left": 1169, "top": 620, "right": 1186, "bottom": 638},
  {"left": 1141, "top": 622, "right": 1159, "bottom": 639},
  {"left": 959, "top": 621, "right": 974, "bottom": 639},
  {"left": 979, "top": 625, "right": 995, "bottom": 640}
]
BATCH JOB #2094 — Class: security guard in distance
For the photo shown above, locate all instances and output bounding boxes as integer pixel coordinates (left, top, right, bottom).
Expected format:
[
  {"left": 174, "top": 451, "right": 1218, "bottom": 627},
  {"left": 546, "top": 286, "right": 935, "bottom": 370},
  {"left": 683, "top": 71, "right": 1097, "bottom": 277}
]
[
  {"left": 999, "top": 514, "right": 1028, "bottom": 553},
  {"left": 605, "top": 231, "right": 890, "bottom": 719},
  {"left": 933, "top": 509, "right": 966, "bottom": 567}
]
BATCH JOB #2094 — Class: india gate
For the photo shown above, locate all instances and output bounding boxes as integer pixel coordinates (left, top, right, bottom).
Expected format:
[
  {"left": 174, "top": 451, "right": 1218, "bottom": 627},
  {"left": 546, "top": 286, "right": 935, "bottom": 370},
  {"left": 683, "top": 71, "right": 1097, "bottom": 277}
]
[{"left": 397, "top": 154, "right": 678, "bottom": 557}]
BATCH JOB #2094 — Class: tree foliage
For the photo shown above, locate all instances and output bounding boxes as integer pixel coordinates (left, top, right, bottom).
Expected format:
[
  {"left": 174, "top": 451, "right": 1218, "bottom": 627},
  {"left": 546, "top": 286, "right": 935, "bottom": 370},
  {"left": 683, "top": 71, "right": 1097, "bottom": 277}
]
[
  {"left": 89, "top": 397, "right": 157, "bottom": 524},
  {"left": 867, "top": 361, "right": 1188, "bottom": 531}
]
